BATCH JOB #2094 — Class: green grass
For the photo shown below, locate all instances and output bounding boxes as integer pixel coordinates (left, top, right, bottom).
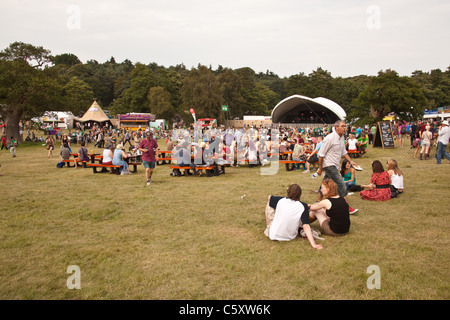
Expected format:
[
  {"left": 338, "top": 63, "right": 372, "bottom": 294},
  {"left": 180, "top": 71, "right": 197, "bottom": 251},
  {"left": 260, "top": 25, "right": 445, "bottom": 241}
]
[{"left": 0, "top": 137, "right": 449, "bottom": 300}]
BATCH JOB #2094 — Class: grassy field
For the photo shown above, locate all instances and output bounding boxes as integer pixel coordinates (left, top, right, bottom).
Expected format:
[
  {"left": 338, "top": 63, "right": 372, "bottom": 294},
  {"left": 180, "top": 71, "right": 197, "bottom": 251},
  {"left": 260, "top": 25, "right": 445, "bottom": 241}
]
[{"left": 0, "top": 135, "right": 449, "bottom": 300}]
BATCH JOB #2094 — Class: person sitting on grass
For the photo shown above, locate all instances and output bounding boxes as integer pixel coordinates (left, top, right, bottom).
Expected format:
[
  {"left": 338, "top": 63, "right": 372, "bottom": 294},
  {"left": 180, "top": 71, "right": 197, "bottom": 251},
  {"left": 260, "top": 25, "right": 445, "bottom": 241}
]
[
  {"left": 308, "top": 179, "right": 351, "bottom": 237},
  {"left": 340, "top": 159, "right": 363, "bottom": 192},
  {"left": 386, "top": 159, "right": 404, "bottom": 198},
  {"left": 265, "top": 184, "right": 323, "bottom": 250},
  {"left": 360, "top": 160, "right": 392, "bottom": 201}
]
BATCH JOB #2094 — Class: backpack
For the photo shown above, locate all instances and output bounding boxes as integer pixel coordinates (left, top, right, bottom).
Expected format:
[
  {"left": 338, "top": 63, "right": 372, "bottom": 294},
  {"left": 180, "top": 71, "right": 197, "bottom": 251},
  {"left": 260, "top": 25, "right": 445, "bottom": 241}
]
[
  {"left": 401, "top": 126, "right": 406, "bottom": 134},
  {"left": 56, "top": 162, "right": 65, "bottom": 168}
]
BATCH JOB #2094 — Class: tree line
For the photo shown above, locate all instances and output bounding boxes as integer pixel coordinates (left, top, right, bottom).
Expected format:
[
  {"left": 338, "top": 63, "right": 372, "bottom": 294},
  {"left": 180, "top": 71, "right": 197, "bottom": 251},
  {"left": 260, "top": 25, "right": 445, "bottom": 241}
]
[{"left": 0, "top": 41, "right": 449, "bottom": 142}]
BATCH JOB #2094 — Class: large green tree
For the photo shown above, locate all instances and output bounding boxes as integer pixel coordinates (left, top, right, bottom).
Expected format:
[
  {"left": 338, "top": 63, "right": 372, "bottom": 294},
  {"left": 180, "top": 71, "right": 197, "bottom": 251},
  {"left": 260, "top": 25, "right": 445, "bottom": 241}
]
[
  {"left": 411, "top": 68, "right": 450, "bottom": 109},
  {"left": 352, "top": 69, "right": 428, "bottom": 122},
  {"left": 218, "top": 68, "right": 246, "bottom": 119},
  {"left": 63, "top": 77, "right": 95, "bottom": 116},
  {"left": 284, "top": 72, "right": 313, "bottom": 97},
  {"left": 53, "top": 53, "right": 81, "bottom": 67},
  {"left": 110, "top": 63, "right": 157, "bottom": 115},
  {"left": 181, "top": 65, "right": 223, "bottom": 120},
  {"left": 0, "top": 41, "right": 52, "bottom": 68},
  {"left": 0, "top": 42, "right": 60, "bottom": 142},
  {"left": 148, "top": 86, "right": 175, "bottom": 120}
]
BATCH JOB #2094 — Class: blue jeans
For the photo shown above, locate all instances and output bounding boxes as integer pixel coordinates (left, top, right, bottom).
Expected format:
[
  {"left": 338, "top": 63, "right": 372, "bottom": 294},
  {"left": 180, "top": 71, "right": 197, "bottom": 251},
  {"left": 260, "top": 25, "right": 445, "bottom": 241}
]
[
  {"left": 345, "top": 181, "right": 356, "bottom": 190},
  {"left": 113, "top": 159, "right": 128, "bottom": 173},
  {"left": 323, "top": 166, "right": 348, "bottom": 198},
  {"left": 436, "top": 142, "right": 450, "bottom": 164},
  {"left": 293, "top": 157, "right": 306, "bottom": 170}
]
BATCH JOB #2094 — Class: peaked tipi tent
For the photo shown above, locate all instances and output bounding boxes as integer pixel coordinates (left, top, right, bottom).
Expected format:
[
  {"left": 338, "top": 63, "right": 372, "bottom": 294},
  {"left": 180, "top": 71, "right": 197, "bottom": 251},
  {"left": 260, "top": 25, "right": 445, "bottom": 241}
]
[{"left": 76, "top": 100, "right": 112, "bottom": 127}]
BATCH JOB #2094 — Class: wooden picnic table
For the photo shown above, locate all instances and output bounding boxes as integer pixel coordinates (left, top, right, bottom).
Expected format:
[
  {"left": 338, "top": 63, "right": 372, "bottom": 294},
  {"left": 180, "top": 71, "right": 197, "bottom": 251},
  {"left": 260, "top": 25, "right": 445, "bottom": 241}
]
[
  {"left": 86, "top": 153, "right": 142, "bottom": 173},
  {"left": 157, "top": 150, "right": 174, "bottom": 165},
  {"left": 63, "top": 153, "right": 90, "bottom": 167}
]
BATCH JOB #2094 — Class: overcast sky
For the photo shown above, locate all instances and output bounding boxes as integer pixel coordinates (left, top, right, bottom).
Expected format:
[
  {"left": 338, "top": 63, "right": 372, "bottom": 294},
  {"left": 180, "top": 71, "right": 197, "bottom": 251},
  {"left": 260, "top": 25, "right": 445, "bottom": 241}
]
[{"left": 0, "top": 0, "right": 448, "bottom": 78}]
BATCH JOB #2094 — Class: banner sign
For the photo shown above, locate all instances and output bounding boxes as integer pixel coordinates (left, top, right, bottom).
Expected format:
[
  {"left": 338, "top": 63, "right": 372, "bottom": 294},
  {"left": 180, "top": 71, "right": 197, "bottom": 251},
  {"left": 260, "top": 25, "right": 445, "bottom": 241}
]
[{"left": 119, "top": 114, "right": 155, "bottom": 122}]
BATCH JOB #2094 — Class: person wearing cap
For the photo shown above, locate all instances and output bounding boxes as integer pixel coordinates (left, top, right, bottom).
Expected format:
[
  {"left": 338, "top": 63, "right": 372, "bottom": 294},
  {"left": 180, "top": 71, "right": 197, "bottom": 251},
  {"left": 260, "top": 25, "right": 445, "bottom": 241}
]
[
  {"left": 112, "top": 143, "right": 132, "bottom": 175},
  {"left": 436, "top": 120, "right": 450, "bottom": 164},
  {"left": 139, "top": 131, "right": 159, "bottom": 186}
]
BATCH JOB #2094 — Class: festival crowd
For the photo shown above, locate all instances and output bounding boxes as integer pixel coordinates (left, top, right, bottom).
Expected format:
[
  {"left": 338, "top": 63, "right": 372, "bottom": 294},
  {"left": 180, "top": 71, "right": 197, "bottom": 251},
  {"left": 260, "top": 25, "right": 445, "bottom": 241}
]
[{"left": 1, "top": 118, "right": 449, "bottom": 249}]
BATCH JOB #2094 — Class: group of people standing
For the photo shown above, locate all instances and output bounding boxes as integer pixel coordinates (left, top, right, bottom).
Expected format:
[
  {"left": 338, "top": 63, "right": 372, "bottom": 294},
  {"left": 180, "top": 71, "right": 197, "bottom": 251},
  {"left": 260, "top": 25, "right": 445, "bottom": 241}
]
[
  {"left": 411, "top": 120, "right": 450, "bottom": 164},
  {"left": 396, "top": 119, "right": 450, "bottom": 164}
]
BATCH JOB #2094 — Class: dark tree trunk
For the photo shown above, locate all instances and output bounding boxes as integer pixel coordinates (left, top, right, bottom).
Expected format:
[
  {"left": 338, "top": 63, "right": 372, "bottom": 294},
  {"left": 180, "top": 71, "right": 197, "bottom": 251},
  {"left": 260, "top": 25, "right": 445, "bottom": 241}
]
[{"left": 4, "top": 105, "right": 24, "bottom": 144}]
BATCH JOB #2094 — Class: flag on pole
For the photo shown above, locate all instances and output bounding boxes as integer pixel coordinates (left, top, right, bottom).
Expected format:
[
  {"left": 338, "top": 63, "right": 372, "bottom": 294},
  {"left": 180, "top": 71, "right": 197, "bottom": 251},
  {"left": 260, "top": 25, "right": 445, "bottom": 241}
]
[{"left": 190, "top": 108, "right": 196, "bottom": 122}]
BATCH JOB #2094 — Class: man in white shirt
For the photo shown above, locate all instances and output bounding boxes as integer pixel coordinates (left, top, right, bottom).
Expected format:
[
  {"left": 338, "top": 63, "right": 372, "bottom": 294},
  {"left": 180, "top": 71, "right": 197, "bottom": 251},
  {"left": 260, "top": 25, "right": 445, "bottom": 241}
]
[
  {"left": 436, "top": 120, "right": 450, "bottom": 164},
  {"left": 317, "top": 120, "right": 360, "bottom": 214},
  {"left": 265, "top": 184, "right": 322, "bottom": 249}
]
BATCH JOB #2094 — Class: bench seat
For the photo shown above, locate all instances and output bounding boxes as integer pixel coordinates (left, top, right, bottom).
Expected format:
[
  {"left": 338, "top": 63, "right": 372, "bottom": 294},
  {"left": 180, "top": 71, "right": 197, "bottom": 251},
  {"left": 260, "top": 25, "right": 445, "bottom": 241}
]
[
  {"left": 169, "top": 165, "right": 220, "bottom": 177},
  {"left": 279, "top": 159, "right": 306, "bottom": 171},
  {"left": 63, "top": 159, "right": 88, "bottom": 167},
  {"left": 87, "top": 162, "right": 141, "bottom": 174}
]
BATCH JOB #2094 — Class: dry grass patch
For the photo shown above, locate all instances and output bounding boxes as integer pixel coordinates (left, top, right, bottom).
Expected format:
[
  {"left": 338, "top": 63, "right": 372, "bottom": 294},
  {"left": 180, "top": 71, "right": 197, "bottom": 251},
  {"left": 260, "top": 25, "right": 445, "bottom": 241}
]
[{"left": 0, "top": 139, "right": 449, "bottom": 300}]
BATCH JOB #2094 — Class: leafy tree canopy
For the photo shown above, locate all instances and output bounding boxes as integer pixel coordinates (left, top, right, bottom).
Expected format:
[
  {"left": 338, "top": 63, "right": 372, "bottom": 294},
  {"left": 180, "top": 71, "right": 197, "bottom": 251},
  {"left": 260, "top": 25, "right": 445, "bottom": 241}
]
[{"left": 1, "top": 41, "right": 448, "bottom": 136}]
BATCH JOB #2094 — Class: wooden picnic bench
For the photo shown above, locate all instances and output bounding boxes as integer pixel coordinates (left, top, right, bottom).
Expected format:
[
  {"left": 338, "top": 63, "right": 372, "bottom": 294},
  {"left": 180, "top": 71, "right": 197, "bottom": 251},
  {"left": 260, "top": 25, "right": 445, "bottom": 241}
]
[
  {"left": 279, "top": 159, "right": 306, "bottom": 171},
  {"left": 169, "top": 165, "right": 224, "bottom": 177},
  {"left": 63, "top": 159, "right": 88, "bottom": 168},
  {"left": 347, "top": 149, "right": 361, "bottom": 158},
  {"left": 157, "top": 150, "right": 174, "bottom": 165},
  {"left": 79, "top": 152, "right": 142, "bottom": 174},
  {"left": 87, "top": 163, "right": 122, "bottom": 174},
  {"left": 87, "top": 162, "right": 141, "bottom": 174}
]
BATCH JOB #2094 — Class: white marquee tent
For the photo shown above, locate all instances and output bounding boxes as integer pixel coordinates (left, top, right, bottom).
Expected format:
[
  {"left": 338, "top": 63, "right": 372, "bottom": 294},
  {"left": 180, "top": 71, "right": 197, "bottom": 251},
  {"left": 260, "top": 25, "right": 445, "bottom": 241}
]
[{"left": 271, "top": 94, "right": 346, "bottom": 124}]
